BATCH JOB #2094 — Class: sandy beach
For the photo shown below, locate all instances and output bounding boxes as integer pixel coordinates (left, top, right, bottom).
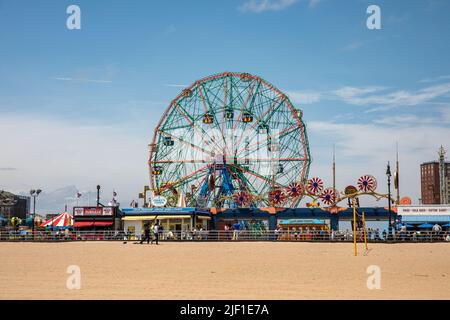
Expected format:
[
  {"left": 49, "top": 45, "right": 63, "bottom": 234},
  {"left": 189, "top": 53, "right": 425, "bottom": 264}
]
[{"left": 0, "top": 241, "right": 449, "bottom": 300}]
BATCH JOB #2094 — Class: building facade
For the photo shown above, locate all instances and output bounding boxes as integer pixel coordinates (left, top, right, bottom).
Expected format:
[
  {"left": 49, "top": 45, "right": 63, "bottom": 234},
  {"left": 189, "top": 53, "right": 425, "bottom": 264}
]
[
  {"left": 421, "top": 161, "right": 450, "bottom": 204},
  {"left": 72, "top": 206, "right": 122, "bottom": 230},
  {"left": 0, "top": 190, "right": 30, "bottom": 222}
]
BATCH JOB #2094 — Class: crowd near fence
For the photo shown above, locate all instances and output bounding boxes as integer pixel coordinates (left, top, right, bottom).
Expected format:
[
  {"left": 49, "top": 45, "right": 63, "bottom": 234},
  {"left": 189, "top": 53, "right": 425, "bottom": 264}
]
[{"left": 0, "top": 229, "right": 449, "bottom": 243}]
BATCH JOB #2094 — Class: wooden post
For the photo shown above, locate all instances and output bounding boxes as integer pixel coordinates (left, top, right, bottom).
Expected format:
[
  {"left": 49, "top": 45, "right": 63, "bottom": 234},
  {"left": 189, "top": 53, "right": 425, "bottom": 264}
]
[{"left": 362, "top": 211, "right": 368, "bottom": 251}]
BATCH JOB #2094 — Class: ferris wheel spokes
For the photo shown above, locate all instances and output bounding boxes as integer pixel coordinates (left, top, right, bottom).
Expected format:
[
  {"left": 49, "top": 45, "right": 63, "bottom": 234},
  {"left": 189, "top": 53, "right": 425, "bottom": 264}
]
[{"left": 149, "top": 72, "right": 311, "bottom": 208}]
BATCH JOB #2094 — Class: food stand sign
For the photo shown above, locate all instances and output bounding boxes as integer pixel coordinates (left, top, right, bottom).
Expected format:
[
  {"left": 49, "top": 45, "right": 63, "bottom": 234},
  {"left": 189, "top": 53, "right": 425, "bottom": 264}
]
[
  {"left": 74, "top": 207, "right": 114, "bottom": 216},
  {"left": 151, "top": 196, "right": 167, "bottom": 207}
]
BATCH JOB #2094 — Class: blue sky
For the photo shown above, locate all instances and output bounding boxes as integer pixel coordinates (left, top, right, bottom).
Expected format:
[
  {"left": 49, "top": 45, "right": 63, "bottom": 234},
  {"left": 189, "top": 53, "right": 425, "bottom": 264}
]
[{"left": 1, "top": 0, "right": 450, "bottom": 211}]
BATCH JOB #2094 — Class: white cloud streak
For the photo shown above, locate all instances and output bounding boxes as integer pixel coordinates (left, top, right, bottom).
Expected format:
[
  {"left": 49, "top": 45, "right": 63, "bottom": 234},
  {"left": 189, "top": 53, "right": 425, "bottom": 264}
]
[
  {"left": 164, "top": 84, "right": 188, "bottom": 88},
  {"left": 239, "top": 0, "right": 300, "bottom": 13},
  {"left": 53, "top": 77, "right": 113, "bottom": 83},
  {"left": 0, "top": 115, "right": 147, "bottom": 207},
  {"left": 285, "top": 90, "right": 322, "bottom": 104},
  {"left": 287, "top": 82, "right": 450, "bottom": 112},
  {"left": 308, "top": 0, "right": 321, "bottom": 8},
  {"left": 419, "top": 75, "right": 450, "bottom": 83}
]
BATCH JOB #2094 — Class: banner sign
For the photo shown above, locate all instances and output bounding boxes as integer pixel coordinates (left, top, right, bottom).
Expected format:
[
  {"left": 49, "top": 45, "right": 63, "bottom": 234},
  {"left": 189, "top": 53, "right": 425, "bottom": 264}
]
[
  {"left": 398, "top": 206, "right": 450, "bottom": 216},
  {"left": 151, "top": 196, "right": 167, "bottom": 207},
  {"left": 74, "top": 207, "right": 114, "bottom": 216}
]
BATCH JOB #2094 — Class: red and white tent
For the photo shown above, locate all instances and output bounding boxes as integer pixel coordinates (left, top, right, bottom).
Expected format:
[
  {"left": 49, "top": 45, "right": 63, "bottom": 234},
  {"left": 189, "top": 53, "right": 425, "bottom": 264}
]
[{"left": 40, "top": 212, "right": 73, "bottom": 228}]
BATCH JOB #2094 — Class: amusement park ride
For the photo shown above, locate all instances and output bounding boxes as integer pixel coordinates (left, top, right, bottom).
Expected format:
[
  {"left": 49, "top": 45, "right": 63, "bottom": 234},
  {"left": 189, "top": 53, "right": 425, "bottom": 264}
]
[
  {"left": 149, "top": 71, "right": 311, "bottom": 208},
  {"left": 147, "top": 72, "right": 396, "bottom": 255}
]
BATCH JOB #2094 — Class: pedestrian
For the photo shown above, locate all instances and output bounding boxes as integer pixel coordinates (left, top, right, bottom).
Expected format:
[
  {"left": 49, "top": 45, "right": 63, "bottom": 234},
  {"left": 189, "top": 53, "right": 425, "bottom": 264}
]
[
  {"left": 140, "top": 224, "right": 151, "bottom": 244},
  {"left": 232, "top": 221, "right": 240, "bottom": 240},
  {"left": 400, "top": 224, "right": 407, "bottom": 241},
  {"left": 432, "top": 223, "right": 442, "bottom": 241},
  {"left": 444, "top": 232, "right": 450, "bottom": 242},
  {"left": 151, "top": 221, "right": 160, "bottom": 245},
  {"left": 224, "top": 224, "right": 230, "bottom": 240}
]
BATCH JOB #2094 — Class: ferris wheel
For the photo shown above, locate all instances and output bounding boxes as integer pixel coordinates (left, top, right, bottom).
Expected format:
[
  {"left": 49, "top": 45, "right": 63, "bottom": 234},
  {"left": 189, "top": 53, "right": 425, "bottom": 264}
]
[{"left": 149, "top": 72, "right": 311, "bottom": 208}]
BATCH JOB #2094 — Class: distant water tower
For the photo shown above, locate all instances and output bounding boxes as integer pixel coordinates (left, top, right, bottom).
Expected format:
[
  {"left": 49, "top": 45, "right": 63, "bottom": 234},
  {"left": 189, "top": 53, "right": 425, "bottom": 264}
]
[{"left": 438, "top": 146, "right": 447, "bottom": 205}]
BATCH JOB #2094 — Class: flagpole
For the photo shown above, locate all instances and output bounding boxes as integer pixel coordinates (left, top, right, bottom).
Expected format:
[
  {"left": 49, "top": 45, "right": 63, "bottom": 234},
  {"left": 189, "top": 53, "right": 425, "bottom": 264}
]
[
  {"left": 332, "top": 144, "right": 336, "bottom": 205},
  {"left": 396, "top": 142, "right": 400, "bottom": 204}
]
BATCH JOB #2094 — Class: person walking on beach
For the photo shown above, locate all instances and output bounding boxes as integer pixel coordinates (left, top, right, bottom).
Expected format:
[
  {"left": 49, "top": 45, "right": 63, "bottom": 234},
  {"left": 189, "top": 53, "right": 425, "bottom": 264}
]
[
  {"left": 232, "top": 221, "right": 240, "bottom": 240},
  {"left": 224, "top": 224, "right": 230, "bottom": 240},
  {"left": 140, "top": 224, "right": 151, "bottom": 244},
  {"left": 151, "top": 221, "right": 160, "bottom": 245},
  {"left": 432, "top": 224, "right": 442, "bottom": 241},
  {"left": 382, "top": 229, "right": 387, "bottom": 241}
]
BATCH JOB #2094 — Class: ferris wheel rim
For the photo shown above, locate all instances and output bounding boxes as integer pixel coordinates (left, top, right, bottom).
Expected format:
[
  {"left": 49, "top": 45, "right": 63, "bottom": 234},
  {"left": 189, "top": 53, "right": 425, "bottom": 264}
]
[{"left": 148, "top": 71, "right": 311, "bottom": 207}]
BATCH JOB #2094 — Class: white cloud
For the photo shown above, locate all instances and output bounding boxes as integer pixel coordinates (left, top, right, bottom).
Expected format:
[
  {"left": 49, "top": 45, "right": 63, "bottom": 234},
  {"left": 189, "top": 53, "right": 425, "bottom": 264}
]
[
  {"left": 239, "top": 0, "right": 300, "bottom": 13},
  {"left": 373, "top": 109, "right": 450, "bottom": 126},
  {"left": 0, "top": 115, "right": 148, "bottom": 209},
  {"left": 308, "top": 0, "right": 321, "bottom": 8},
  {"left": 295, "top": 83, "right": 450, "bottom": 112},
  {"left": 419, "top": 75, "right": 450, "bottom": 83},
  {"left": 53, "top": 77, "right": 113, "bottom": 83},
  {"left": 286, "top": 90, "right": 322, "bottom": 104},
  {"left": 164, "top": 84, "right": 188, "bottom": 88}
]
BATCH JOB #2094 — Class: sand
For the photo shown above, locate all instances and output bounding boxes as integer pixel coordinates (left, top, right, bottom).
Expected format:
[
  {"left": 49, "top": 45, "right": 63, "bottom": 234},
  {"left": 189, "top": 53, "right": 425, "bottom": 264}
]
[{"left": 0, "top": 241, "right": 449, "bottom": 300}]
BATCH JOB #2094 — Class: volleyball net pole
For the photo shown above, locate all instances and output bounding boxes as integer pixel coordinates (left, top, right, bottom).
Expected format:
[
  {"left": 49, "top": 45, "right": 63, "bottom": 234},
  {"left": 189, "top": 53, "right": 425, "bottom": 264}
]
[
  {"left": 353, "top": 197, "right": 357, "bottom": 257},
  {"left": 362, "top": 211, "right": 368, "bottom": 251}
]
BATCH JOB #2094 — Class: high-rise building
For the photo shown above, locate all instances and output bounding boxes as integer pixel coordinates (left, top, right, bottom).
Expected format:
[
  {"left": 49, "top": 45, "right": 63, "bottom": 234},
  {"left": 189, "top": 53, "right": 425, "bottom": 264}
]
[
  {"left": 0, "top": 190, "right": 31, "bottom": 221},
  {"left": 420, "top": 146, "right": 450, "bottom": 204}
]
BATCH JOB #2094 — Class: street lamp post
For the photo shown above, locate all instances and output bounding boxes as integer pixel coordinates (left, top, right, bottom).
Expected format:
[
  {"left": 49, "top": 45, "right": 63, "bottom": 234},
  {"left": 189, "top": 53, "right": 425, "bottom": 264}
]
[
  {"left": 386, "top": 162, "right": 392, "bottom": 241},
  {"left": 30, "top": 189, "right": 42, "bottom": 240}
]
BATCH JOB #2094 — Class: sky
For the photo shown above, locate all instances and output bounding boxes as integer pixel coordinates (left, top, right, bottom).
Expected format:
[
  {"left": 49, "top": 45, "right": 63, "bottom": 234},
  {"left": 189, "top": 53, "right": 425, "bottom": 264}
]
[{"left": 0, "top": 0, "right": 450, "bottom": 212}]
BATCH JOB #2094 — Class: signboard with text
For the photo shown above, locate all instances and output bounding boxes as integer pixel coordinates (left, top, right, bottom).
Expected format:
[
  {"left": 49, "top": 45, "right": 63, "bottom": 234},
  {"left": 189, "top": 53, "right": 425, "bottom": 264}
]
[
  {"left": 73, "top": 207, "right": 114, "bottom": 216},
  {"left": 397, "top": 206, "right": 450, "bottom": 216}
]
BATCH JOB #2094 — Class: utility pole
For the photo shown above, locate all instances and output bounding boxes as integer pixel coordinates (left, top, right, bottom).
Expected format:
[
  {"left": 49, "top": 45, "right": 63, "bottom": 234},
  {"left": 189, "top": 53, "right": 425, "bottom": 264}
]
[
  {"left": 386, "top": 162, "right": 392, "bottom": 240},
  {"left": 332, "top": 144, "right": 336, "bottom": 205},
  {"left": 438, "top": 146, "right": 447, "bottom": 205},
  {"left": 395, "top": 142, "right": 400, "bottom": 205}
]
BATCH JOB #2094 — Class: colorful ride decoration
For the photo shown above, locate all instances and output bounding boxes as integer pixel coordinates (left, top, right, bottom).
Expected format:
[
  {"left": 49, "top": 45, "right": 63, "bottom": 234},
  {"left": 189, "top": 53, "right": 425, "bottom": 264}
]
[
  {"left": 148, "top": 72, "right": 311, "bottom": 208},
  {"left": 268, "top": 189, "right": 287, "bottom": 206},
  {"left": 233, "top": 191, "right": 250, "bottom": 207},
  {"left": 357, "top": 175, "right": 377, "bottom": 193},
  {"left": 399, "top": 196, "right": 412, "bottom": 205},
  {"left": 344, "top": 185, "right": 358, "bottom": 196},
  {"left": 306, "top": 177, "right": 324, "bottom": 195},
  {"left": 10, "top": 217, "right": 21, "bottom": 227},
  {"left": 286, "top": 182, "right": 304, "bottom": 198},
  {"left": 25, "top": 216, "right": 42, "bottom": 227},
  {"left": 320, "top": 188, "right": 337, "bottom": 206}
]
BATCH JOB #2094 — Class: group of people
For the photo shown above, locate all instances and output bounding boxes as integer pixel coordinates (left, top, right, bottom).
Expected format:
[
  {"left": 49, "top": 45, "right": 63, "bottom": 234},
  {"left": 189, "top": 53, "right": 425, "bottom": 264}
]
[
  {"left": 275, "top": 226, "right": 330, "bottom": 241},
  {"left": 223, "top": 221, "right": 242, "bottom": 240},
  {"left": 138, "top": 222, "right": 160, "bottom": 245}
]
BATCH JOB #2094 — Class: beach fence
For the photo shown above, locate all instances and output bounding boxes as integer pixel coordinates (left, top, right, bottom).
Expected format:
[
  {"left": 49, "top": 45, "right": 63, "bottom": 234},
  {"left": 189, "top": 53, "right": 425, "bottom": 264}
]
[{"left": 0, "top": 229, "right": 449, "bottom": 243}]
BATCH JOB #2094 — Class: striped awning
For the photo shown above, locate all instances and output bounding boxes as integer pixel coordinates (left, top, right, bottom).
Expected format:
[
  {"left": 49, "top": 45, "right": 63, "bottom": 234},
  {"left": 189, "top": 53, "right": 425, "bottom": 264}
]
[{"left": 40, "top": 212, "right": 73, "bottom": 227}]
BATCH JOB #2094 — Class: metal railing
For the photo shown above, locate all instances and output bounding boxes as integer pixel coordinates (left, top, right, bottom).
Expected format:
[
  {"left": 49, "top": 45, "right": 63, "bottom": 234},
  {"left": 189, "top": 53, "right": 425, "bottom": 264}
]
[{"left": 0, "top": 229, "right": 449, "bottom": 242}]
